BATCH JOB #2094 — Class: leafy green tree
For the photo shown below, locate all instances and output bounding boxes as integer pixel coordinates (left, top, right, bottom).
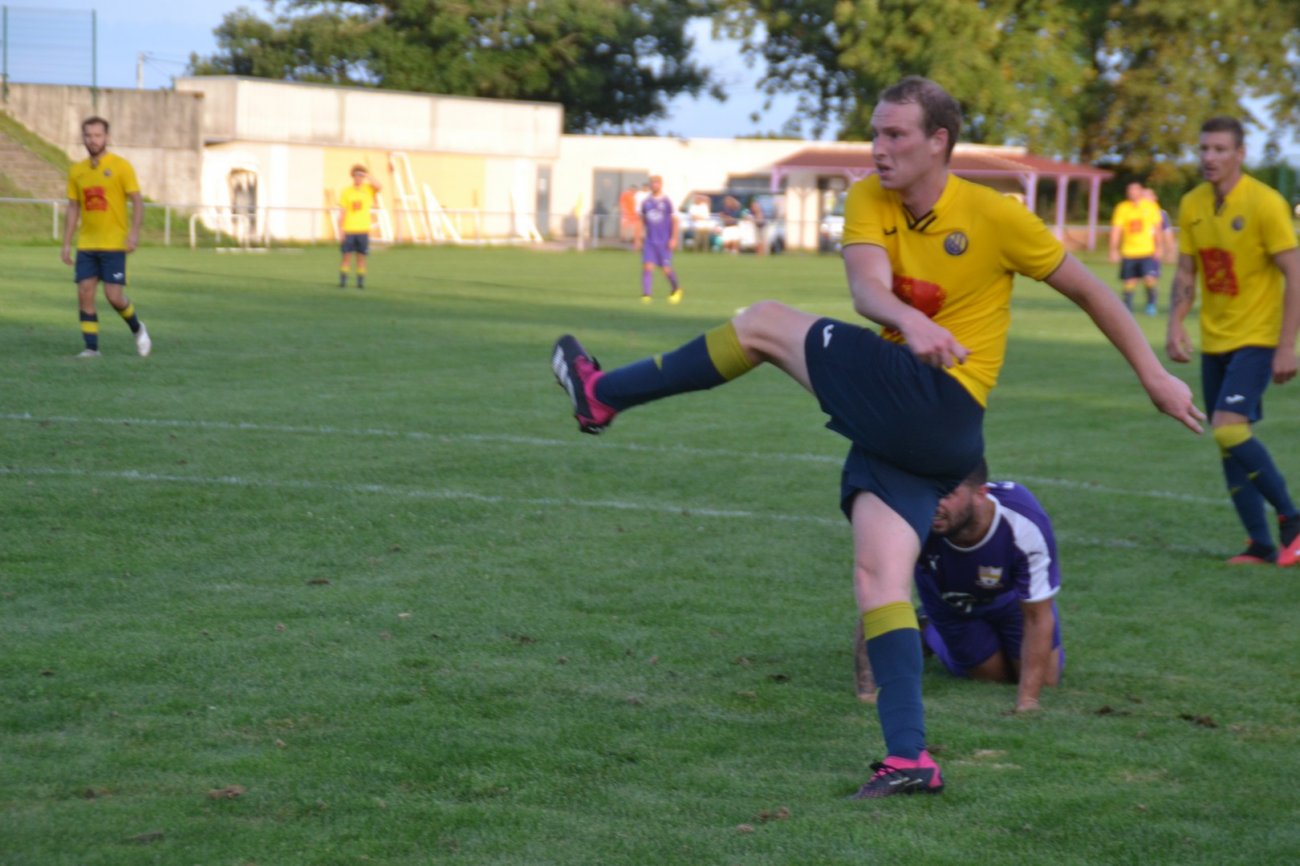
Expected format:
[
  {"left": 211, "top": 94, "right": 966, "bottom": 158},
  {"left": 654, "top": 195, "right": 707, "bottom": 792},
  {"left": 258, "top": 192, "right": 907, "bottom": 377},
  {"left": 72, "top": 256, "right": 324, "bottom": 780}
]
[
  {"left": 716, "top": 0, "right": 1300, "bottom": 166},
  {"left": 190, "top": 1, "right": 722, "bottom": 133}
]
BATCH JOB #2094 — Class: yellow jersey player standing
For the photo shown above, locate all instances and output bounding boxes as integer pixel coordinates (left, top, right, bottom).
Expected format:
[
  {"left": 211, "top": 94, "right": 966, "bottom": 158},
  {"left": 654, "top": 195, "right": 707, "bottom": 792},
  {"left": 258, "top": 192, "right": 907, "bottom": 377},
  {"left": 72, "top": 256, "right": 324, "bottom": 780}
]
[
  {"left": 337, "top": 164, "right": 382, "bottom": 289},
  {"left": 1167, "top": 116, "right": 1300, "bottom": 566},
  {"left": 1109, "top": 181, "right": 1165, "bottom": 315},
  {"left": 550, "top": 77, "right": 1202, "bottom": 799},
  {"left": 61, "top": 116, "right": 151, "bottom": 358}
]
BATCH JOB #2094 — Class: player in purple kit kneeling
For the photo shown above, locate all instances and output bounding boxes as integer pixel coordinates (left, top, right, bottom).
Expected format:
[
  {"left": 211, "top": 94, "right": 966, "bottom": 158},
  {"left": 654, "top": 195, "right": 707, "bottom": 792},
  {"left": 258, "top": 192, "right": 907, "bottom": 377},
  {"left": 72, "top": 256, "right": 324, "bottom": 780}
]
[
  {"left": 919, "top": 459, "right": 1063, "bottom": 712},
  {"left": 636, "top": 174, "right": 682, "bottom": 304},
  {"left": 854, "top": 459, "right": 1063, "bottom": 714}
]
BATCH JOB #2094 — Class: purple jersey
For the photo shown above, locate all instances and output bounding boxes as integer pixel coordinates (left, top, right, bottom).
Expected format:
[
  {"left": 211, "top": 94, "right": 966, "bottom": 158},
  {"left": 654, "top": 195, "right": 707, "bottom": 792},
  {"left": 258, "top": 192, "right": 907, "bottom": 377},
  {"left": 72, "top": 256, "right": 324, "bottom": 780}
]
[
  {"left": 641, "top": 195, "right": 675, "bottom": 253},
  {"left": 915, "top": 482, "right": 1060, "bottom": 618}
]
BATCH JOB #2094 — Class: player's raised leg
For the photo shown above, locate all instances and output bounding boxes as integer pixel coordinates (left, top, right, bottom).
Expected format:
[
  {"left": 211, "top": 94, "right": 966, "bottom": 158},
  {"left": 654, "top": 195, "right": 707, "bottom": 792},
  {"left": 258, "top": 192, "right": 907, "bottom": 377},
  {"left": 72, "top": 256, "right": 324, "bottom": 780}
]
[{"left": 550, "top": 301, "right": 818, "bottom": 433}]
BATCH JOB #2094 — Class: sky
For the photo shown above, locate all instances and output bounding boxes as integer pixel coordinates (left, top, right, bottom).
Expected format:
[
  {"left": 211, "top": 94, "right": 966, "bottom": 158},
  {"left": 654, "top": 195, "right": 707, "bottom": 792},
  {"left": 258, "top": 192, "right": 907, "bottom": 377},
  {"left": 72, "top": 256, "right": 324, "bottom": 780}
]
[{"left": 20, "top": 0, "right": 1297, "bottom": 156}]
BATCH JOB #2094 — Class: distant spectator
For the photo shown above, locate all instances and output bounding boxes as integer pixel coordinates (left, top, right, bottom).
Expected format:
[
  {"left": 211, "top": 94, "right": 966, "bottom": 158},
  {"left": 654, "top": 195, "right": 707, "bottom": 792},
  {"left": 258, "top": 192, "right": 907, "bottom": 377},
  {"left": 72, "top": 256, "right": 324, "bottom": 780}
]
[
  {"left": 720, "top": 195, "right": 744, "bottom": 253},
  {"left": 689, "top": 195, "right": 715, "bottom": 253},
  {"left": 619, "top": 184, "right": 639, "bottom": 244}
]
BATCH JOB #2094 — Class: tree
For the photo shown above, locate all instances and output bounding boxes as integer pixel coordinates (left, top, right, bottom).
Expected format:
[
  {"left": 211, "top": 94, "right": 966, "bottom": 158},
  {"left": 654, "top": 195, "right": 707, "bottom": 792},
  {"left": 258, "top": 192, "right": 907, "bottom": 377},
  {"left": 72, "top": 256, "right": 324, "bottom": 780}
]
[
  {"left": 190, "top": 1, "right": 723, "bottom": 133},
  {"left": 716, "top": 0, "right": 1300, "bottom": 166}
]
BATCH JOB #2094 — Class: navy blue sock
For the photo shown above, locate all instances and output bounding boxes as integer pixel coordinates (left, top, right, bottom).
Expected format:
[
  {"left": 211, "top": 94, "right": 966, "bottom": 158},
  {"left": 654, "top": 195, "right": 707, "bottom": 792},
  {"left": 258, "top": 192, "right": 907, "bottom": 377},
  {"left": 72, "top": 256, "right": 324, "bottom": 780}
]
[
  {"left": 864, "top": 604, "right": 925, "bottom": 759},
  {"left": 1228, "top": 437, "right": 1297, "bottom": 520},
  {"left": 1222, "top": 454, "right": 1272, "bottom": 547},
  {"left": 594, "top": 323, "right": 754, "bottom": 411}
]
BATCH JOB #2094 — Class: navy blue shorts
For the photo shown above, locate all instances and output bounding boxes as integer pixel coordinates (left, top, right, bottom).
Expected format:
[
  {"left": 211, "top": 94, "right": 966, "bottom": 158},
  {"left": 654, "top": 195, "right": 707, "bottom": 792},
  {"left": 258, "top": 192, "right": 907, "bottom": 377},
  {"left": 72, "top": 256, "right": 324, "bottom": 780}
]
[
  {"left": 341, "top": 233, "right": 371, "bottom": 255},
  {"left": 1119, "top": 257, "right": 1159, "bottom": 281},
  {"left": 924, "top": 598, "right": 1064, "bottom": 676},
  {"left": 74, "top": 250, "right": 127, "bottom": 285},
  {"left": 803, "top": 318, "right": 985, "bottom": 539},
  {"left": 1202, "top": 346, "right": 1274, "bottom": 422}
]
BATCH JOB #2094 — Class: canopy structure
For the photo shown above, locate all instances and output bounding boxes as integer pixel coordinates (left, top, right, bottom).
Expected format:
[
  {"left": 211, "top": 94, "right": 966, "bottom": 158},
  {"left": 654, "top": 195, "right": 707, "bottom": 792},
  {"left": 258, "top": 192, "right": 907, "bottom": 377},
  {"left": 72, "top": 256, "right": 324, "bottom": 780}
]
[{"left": 772, "top": 146, "right": 1115, "bottom": 250}]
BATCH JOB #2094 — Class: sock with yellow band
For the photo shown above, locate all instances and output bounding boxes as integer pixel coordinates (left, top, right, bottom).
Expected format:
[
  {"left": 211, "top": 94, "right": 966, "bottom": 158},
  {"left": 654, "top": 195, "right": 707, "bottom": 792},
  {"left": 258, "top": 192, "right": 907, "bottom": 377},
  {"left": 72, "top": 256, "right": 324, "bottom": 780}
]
[
  {"left": 1216, "top": 423, "right": 1298, "bottom": 536},
  {"left": 79, "top": 311, "right": 99, "bottom": 351},
  {"left": 115, "top": 302, "right": 141, "bottom": 335},
  {"left": 593, "top": 321, "right": 756, "bottom": 411},
  {"left": 863, "top": 601, "right": 926, "bottom": 760}
]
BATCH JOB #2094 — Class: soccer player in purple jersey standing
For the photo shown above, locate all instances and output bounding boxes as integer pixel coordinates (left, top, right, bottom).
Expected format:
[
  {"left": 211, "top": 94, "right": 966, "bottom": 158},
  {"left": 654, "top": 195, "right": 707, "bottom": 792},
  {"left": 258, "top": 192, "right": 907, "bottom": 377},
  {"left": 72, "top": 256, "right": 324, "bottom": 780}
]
[{"left": 636, "top": 175, "right": 682, "bottom": 304}]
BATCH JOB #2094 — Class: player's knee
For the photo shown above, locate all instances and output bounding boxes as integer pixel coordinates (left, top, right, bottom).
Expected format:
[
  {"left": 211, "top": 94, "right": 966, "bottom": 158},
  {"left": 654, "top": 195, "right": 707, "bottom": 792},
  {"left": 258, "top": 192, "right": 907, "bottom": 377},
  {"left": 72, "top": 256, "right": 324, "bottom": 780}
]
[{"left": 1212, "top": 422, "right": 1251, "bottom": 451}]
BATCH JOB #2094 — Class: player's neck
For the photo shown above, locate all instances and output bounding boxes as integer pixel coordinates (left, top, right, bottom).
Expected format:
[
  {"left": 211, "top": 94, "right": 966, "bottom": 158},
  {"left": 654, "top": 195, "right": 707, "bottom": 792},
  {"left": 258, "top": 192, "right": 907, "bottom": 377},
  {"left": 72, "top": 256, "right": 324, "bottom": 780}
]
[
  {"left": 901, "top": 169, "right": 947, "bottom": 218},
  {"left": 1212, "top": 171, "right": 1242, "bottom": 204}
]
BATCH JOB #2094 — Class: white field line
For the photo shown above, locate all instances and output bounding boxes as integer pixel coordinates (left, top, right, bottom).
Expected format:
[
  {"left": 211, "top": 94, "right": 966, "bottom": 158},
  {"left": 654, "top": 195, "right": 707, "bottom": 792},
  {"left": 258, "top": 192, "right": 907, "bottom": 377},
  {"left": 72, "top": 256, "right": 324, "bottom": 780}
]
[
  {"left": 0, "top": 465, "right": 1176, "bottom": 554},
  {"left": 2, "top": 411, "right": 1229, "bottom": 508}
]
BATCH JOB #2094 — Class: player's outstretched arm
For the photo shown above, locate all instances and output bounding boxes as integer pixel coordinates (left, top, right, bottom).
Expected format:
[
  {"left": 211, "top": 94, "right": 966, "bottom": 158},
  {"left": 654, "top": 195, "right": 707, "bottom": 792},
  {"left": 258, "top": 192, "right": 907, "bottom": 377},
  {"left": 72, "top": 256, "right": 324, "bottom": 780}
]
[
  {"left": 842, "top": 244, "right": 969, "bottom": 369},
  {"left": 1046, "top": 254, "right": 1204, "bottom": 433}
]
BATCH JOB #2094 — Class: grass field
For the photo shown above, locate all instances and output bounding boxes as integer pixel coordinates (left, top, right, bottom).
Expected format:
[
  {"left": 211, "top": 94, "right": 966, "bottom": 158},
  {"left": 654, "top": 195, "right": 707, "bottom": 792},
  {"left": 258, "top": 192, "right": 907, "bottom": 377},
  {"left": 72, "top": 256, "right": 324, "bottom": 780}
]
[{"left": 3, "top": 244, "right": 1298, "bottom": 865}]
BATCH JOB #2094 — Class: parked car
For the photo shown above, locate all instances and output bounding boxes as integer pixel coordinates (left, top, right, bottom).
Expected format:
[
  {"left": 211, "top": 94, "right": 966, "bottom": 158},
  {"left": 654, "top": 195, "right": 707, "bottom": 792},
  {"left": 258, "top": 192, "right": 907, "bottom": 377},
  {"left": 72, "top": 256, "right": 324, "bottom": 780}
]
[
  {"left": 819, "top": 193, "right": 846, "bottom": 252},
  {"left": 678, "top": 190, "right": 786, "bottom": 254}
]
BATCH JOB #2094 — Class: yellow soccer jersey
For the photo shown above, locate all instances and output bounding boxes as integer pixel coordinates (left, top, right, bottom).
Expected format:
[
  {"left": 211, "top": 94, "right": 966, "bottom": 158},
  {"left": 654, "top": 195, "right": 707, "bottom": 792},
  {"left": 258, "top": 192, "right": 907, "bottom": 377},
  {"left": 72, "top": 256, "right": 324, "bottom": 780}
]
[
  {"left": 339, "top": 183, "right": 377, "bottom": 234},
  {"left": 1178, "top": 175, "right": 1298, "bottom": 353},
  {"left": 1111, "top": 199, "right": 1162, "bottom": 259},
  {"left": 67, "top": 152, "right": 139, "bottom": 251},
  {"left": 842, "top": 175, "right": 1066, "bottom": 406}
]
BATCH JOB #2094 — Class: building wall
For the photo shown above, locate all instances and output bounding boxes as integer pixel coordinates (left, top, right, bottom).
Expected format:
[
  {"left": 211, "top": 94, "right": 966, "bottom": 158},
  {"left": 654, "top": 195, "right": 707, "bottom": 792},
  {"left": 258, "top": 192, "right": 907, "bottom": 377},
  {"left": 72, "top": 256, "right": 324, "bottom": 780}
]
[
  {"left": 2, "top": 83, "right": 204, "bottom": 204},
  {"left": 175, "top": 77, "right": 561, "bottom": 159}
]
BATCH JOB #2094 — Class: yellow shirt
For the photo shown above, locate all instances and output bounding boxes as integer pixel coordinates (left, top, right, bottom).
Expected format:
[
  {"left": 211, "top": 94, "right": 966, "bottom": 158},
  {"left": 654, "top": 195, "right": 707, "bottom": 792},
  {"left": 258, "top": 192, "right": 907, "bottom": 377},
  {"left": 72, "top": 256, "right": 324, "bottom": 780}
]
[
  {"left": 67, "top": 152, "right": 139, "bottom": 251},
  {"left": 1111, "top": 199, "right": 1162, "bottom": 259},
  {"left": 1177, "top": 174, "right": 1298, "bottom": 353},
  {"left": 339, "top": 183, "right": 377, "bottom": 234},
  {"left": 842, "top": 175, "right": 1066, "bottom": 406}
]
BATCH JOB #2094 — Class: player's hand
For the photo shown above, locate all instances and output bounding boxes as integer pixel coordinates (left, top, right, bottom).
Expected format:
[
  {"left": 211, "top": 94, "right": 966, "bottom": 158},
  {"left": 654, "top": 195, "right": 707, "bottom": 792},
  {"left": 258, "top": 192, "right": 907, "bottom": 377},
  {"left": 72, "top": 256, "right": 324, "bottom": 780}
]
[
  {"left": 1146, "top": 369, "right": 1204, "bottom": 433},
  {"left": 898, "top": 314, "right": 968, "bottom": 369},
  {"left": 126, "top": 231, "right": 139, "bottom": 253},
  {"left": 60, "top": 246, "right": 73, "bottom": 266},
  {"left": 1273, "top": 347, "right": 1298, "bottom": 385},
  {"left": 1165, "top": 322, "right": 1193, "bottom": 364},
  {"left": 1108, "top": 250, "right": 1120, "bottom": 264}
]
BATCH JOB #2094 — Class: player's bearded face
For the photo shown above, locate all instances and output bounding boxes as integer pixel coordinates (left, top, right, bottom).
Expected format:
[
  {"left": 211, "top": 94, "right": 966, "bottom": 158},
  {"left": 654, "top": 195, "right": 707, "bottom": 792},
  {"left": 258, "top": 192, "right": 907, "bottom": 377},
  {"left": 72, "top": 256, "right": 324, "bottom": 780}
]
[
  {"left": 82, "top": 125, "right": 108, "bottom": 157},
  {"left": 932, "top": 485, "right": 977, "bottom": 537}
]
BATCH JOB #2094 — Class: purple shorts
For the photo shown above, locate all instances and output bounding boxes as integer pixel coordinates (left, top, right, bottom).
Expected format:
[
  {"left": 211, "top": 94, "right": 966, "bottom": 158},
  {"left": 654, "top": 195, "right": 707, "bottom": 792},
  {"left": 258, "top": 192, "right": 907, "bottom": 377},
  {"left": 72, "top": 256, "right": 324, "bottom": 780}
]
[
  {"left": 642, "top": 245, "right": 673, "bottom": 268},
  {"left": 922, "top": 598, "right": 1063, "bottom": 677}
]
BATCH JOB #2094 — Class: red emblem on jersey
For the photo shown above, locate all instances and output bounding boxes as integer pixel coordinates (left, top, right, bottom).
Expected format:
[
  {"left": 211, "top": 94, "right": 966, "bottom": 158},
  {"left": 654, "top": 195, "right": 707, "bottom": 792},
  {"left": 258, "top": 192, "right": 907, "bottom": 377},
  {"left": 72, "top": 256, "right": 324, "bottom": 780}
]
[
  {"left": 892, "top": 274, "right": 947, "bottom": 318},
  {"left": 83, "top": 186, "right": 109, "bottom": 212},
  {"left": 1199, "top": 248, "right": 1238, "bottom": 296}
]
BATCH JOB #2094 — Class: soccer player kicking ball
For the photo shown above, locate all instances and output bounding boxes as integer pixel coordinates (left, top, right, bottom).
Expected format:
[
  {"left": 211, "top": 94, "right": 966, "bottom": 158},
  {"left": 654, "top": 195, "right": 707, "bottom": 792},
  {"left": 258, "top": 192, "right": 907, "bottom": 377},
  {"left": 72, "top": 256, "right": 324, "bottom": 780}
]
[
  {"left": 1167, "top": 116, "right": 1300, "bottom": 566},
  {"left": 552, "top": 77, "right": 1202, "bottom": 798},
  {"left": 61, "top": 116, "right": 151, "bottom": 358}
]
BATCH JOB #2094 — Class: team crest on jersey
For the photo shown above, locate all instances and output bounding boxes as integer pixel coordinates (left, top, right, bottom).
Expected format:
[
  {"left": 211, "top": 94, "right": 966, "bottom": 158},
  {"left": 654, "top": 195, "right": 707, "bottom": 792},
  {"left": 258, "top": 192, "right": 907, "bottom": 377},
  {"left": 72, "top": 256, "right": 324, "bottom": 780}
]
[
  {"left": 1231, "top": 216, "right": 1244, "bottom": 231},
  {"left": 944, "top": 231, "right": 969, "bottom": 256},
  {"left": 976, "top": 565, "right": 1003, "bottom": 589}
]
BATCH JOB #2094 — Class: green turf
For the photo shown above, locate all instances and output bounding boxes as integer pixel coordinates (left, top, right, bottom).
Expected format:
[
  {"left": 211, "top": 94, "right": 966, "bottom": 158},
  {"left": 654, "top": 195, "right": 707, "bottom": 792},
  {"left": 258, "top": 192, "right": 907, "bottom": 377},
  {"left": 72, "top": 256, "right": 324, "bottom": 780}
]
[{"left": 2, "top": 244, "right": 1297, "bottom": 865}]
